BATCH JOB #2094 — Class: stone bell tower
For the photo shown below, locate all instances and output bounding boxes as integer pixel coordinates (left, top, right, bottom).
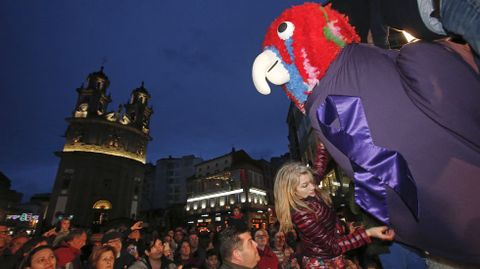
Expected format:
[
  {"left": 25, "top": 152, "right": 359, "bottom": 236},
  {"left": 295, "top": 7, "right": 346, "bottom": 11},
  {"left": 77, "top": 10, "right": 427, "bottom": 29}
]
[{"left": 46, "top": 67, "right": 153, "bottom": 227}]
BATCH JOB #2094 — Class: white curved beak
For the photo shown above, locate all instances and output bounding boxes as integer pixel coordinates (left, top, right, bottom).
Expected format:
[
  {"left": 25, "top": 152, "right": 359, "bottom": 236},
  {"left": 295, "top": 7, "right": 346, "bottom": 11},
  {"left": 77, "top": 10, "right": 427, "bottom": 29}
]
[{"left": 252, "top": 50, "right": 290, "bottom": 95}]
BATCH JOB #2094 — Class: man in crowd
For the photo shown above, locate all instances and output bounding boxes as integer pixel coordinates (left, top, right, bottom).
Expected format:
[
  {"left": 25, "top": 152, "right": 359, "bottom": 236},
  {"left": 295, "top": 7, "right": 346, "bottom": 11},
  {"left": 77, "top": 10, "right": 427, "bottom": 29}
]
[
  {"left": 128, "top": 237, "right": 176, "bottom": 269},
  {"left": 0, "top": 225, "right": 11, "bottom": 256},
  {"left": 254, "top": 229, "right": 278, "bottom": 269},
  {"left": 173, "top": 228, "right": 185, "bottom": 252},
  {"left": 1, "top": 234, "right": 30, "bottom": 269},
  {"left": 219, "top": 223, "right": 260, "bottom": 269},
  {"left": 102, "top": 231, "right": 136, "bottom": 269},
  {"left": 54, "top": 229, "right": 87, "bottom": 269},
  {"left": 189, "top": 232, "right": 206, "bottom": 262},
  {"left": 202, "top": 249, "right": 220, "bottom": 269}
]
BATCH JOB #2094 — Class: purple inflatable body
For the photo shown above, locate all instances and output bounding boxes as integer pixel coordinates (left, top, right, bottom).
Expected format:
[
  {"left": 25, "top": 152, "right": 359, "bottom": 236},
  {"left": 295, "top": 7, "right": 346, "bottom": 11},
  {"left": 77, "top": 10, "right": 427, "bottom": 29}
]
[{"left": 305, "top": 42, "right": 480, "bottom": 264}]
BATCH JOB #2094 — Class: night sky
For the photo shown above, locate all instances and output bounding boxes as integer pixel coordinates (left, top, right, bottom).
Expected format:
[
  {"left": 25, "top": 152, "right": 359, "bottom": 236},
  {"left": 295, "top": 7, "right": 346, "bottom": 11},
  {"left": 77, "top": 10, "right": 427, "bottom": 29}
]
[{"left": 0, "top": 1, "right": 309, "bottom": 200}]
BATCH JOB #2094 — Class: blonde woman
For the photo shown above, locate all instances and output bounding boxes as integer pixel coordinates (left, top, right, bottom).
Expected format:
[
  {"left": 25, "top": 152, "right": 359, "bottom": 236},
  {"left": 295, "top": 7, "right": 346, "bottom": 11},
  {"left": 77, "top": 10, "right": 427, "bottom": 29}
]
[{"left": 274, "top": 163, "right": 395, "bottom": 268}]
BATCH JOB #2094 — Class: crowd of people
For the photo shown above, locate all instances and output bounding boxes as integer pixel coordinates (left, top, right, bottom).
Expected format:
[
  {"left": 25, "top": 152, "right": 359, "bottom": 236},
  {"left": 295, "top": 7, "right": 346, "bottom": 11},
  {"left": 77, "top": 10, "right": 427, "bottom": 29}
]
[{"left": 1, "top": 162, "right": 402, "bottom": 269}]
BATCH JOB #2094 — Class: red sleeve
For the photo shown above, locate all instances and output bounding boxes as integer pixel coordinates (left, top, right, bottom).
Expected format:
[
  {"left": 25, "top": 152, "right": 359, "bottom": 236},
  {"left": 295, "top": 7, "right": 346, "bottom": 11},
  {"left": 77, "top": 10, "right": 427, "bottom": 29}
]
[
  {"left": 335, "top": 227, "right": 371, "bottom": 253},
  {"left": 54, "top": 248, "right": 75, "bottom": 267},
  {"left": 293, "top": 198, "right": 371, "bottom": 257}
]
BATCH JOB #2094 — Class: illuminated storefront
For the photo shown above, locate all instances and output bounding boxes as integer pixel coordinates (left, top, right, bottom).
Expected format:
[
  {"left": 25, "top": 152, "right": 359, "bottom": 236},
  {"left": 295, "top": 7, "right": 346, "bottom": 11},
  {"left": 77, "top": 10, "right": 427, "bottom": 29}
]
[{"left": 5, "top": 213, "right": 40, "bottom": 235}]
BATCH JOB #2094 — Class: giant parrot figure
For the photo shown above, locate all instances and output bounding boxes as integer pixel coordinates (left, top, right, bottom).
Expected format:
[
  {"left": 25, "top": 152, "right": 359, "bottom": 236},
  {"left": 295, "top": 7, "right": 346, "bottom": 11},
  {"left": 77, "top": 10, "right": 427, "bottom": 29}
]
[{"left": 252, "top": 3, "right": 480, "bottom": 265}]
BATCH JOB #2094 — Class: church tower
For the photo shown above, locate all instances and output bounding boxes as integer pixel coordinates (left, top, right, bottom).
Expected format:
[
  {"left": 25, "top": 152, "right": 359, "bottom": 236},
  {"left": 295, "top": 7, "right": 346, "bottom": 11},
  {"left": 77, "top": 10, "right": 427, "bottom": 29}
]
[
  {"left": 124, "top": 81, "right": 153, "bottom": 133},
  {"left": 46, "top": 67, "right": 153, "bottom": 227}
]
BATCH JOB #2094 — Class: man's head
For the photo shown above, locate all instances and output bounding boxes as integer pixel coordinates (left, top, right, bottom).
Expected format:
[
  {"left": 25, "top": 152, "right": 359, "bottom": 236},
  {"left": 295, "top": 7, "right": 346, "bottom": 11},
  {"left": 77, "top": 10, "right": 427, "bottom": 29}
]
[
  {"left": 179, "top": 240, "right": 191, "bottom": 257},
  {"left": 188, "top": 233, "right": 199, "bottom": 250},
  {"left": 219, "top": 223, "right": 259, "bottom": 269},
  {"left": 254, "top": 229, "right": 269, "bottom": 250},
  {"left": 204, "top": 249, "right": 219, "bottom": 269},
  {"left": 66, "top": 229, "right": 87, "bottom": 250},
  {"left": 0, "top": 225, "right": 11, "bottom": 249},
  {"left": 101, "top": 231, "right": 123, "bottom": 256},
  {"left": 9, "top": 235, "right": 29, "bottom": 254},
  {"left": 174, "top": 228, "right": 184, "bottom": 243},
  {"left": 145, "top": 237, "right": 164, "bottom": 261},
  {"left": 232, "top": 206, "right": 241, "bottom": 216},
  {"left": 272, "top": 230, "right": 286, "bottom": 249},
  {"left": 0, "top": 225, "right": 9, "bottom": 236}
]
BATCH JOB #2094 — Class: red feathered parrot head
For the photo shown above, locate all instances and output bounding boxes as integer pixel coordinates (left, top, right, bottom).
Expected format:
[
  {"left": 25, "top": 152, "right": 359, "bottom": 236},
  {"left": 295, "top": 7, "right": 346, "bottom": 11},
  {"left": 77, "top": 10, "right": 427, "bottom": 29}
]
[{"left": 252, "top": 3, "right": 359, "bottom": 113}]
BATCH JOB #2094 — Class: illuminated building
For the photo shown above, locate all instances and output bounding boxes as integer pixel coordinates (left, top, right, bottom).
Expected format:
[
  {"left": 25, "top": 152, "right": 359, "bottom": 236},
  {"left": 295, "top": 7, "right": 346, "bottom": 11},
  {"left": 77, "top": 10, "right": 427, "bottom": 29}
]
[
  {"left": 45, "top": 67, "right": 152, "bottom": 227},
  {"left": 139, "top": 155, "right": 203, "bottom": 229},
  {"left": 185, "top": 149, "right": 272, "bottom": 230}
]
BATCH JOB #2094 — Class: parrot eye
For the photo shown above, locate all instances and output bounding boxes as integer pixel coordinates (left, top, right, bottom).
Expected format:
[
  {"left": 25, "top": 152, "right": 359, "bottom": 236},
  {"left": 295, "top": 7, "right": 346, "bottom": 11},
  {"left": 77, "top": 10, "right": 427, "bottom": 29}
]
[{"left": 277, "top": 21, "right": 294, "bottom": 40}]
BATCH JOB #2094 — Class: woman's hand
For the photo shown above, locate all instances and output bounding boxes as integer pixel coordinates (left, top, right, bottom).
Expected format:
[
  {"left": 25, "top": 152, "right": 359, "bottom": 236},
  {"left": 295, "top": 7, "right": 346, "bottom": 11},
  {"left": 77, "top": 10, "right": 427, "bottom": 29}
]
[
  {"left": 43, "top": 227, "right": 57, "bottom": 237},
  {"left": 130, "top": 221, "right": 143, "bottom": 231},
  {"left": 366, "top": 226, "right": 395, "bottom": 241}
]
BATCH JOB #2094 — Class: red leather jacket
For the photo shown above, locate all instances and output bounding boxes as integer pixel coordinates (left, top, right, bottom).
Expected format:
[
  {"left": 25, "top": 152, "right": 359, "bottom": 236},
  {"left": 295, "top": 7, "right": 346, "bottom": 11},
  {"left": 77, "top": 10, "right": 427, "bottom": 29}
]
[{"left": 292, "top": 196, "right": 371, "bottom": 259}]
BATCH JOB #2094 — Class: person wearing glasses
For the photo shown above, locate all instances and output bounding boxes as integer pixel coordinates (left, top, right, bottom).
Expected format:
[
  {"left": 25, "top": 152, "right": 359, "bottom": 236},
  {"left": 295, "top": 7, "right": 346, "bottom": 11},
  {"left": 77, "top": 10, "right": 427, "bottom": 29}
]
[{"left": 254, "top": 229, "right": 278, "bottom": 269}]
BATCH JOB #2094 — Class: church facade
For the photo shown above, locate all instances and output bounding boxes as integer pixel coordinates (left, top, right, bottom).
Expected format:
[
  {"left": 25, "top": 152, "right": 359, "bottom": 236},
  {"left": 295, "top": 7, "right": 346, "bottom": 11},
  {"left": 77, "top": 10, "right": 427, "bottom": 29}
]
[{"left": 46, "top": 67, "right": 153, "bottom": 227}]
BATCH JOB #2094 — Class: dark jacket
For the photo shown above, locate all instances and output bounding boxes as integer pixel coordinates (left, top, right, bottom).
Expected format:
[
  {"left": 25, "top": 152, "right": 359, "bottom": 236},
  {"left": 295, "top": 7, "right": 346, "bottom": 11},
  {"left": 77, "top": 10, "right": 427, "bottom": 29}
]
[
  {"left": 115, "top": 249, "right": 136, "bottom": 269},
  {"left": 292, "top": 196, "right": 371, "bottom": 259}
]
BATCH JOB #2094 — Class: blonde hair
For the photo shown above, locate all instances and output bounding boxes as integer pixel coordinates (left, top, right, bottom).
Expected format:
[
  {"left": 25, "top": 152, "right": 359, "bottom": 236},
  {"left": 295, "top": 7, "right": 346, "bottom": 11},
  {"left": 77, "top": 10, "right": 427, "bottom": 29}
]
[{"left": 273, "top": 162, "right": 331, "bottom": 233}]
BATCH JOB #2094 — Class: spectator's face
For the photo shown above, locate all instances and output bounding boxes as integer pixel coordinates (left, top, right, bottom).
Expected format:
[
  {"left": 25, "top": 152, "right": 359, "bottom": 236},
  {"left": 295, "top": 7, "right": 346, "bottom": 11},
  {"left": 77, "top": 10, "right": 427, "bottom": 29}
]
[
  {"left": 236, "top": 232, "right": 259, "bottom": 268},
  {"left": 60, "top": 219, "right": 71, "bottom": 231},
  {"left": 174, "top": 231, "right": 184, "bottom": 243},
  {"left": 163, "top": 245, "right": 172, "bottom": 259},
  {"left": 105, "top": 238, "right": 122, "bottom": 255},
  {"left": 0, "top": 225, "right": 11, "bottom": 245},
  {"left": 254, "top": 231, "right": 268, "bottom": 249},
  {"left": 205, "top": 255, "right": 219, "bottom": 269},
  {"left": 96, "top": 250, "right": 115, "bottom": 269},
  {"left": 189, "top": 234, "right": 199, "bottom": 249},
  {"left": 10, "top": 236, "right": 29, "bottom": 254},
  {"left": 164, "top": 235, "right": 172, "bottom": 243},
  {"left": 0, "top": 237, "right": 8, "bottom": 251},
  {"left": 295, "top": 174, "right": 316, "bottom": 199},
  {"left": 168, "top": 230, "right": 174, "bottom": 237},
  {"left": 233, "top": 208, "right": 240, "bottom": 216},
  {"left": 70, "top": 232, "right": 87, "bottom": 250},
  {"left": 147, "top": 239, "right": 164, "bottom": 260},
  {"left": 274, "top": 232, "right": 285, "bottom": 248},
  {"left": 30, "top": 248, "right": 56, "bottom": 269},
  {"left": 180, "top": 241, "right": 191, "bottom": 256},
  {"left": 0, "top": 225, "right": 9, "bottom": 235}
]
